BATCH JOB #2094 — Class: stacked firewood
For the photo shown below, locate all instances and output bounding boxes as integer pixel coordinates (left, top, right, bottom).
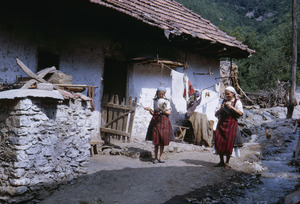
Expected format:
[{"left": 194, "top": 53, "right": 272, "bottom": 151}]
[
  {"left": 243, "top": 80, "right": 291, "bottom": 108},
  {"left": 0, "top": 58, "right": 96, "bottom": 110}
]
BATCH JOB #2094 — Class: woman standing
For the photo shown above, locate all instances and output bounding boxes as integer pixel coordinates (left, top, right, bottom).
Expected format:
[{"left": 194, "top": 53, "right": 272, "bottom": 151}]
[
  {"left": 214, "top": 86, "right": 243, "bottom": 170},
  {"left": 144, "top": 87, "right": 172, "bottom": 164}
]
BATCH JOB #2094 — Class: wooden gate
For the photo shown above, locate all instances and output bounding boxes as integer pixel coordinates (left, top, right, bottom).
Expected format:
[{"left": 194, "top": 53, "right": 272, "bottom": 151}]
[{"left": 100, "top": 94, "right": 137, "bottom": 142}]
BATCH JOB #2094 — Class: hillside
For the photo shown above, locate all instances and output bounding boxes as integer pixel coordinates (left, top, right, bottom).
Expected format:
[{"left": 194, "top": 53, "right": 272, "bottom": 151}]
[
  {"left": 176, "top": 0, "right": 290, "bottom": 39},
  {"left": 176, "top": 0, "right": 297, "bottom": 91}
]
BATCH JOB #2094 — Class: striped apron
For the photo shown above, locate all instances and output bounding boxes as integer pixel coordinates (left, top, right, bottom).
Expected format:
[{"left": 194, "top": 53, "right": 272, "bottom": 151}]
[
  {"left": 215, "top": 99, "right": 238, "bottom": 155},
  {"left": 145, "top": 112, "right": 171, "bottom": 146}
]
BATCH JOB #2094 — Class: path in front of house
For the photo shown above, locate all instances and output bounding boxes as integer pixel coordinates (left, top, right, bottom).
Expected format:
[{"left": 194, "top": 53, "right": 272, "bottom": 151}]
[{"left": 40, "top": 142, "right": 260, "bottom": 204}]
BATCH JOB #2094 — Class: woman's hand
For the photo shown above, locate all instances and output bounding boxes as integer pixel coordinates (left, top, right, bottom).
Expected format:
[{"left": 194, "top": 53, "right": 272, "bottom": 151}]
[
  {"left": 144, "top": 107, "right": 154, "bottom": 115},
  {"left": 225, "top": 101, "right": 233, "bottom": 109},
  {"left": 221, "top": 103, "right": 225, "bottom": 109},
  {"left": 144, "top": 107, "right": 151, "bottom": 111},
  {"left": 163, "top": 109, "right": 171, "bottom": 116},
  {"left": 225, "top": 101, "right": 243, "bottom": 116}
]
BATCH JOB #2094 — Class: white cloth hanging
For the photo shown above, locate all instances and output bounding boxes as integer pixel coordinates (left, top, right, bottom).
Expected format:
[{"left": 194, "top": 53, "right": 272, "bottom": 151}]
[{"left": 170, "top": 70, "right": 187, "bottom": 114}]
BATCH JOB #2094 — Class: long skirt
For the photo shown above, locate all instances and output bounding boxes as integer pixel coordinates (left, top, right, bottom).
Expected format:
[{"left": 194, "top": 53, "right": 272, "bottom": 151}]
[
  {"left": 215, "top": 116, "right": 237, "bottom": 155},
  {"left": 145, "top": 113, "right": 171, "bottom": 146}
]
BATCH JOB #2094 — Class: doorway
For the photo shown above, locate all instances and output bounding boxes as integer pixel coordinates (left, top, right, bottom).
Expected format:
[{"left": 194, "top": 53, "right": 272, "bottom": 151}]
[{"left": 102, "top": 58, "right": 127, "bottom": 102}]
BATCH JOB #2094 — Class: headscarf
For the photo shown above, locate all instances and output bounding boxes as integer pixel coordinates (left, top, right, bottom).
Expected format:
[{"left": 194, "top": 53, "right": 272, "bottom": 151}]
[
  {"left": 157, "top": 86, "right": 166, "bottom": 92},
  {"left": 225, "top": 86, "right": 237, "bottom": 95}
]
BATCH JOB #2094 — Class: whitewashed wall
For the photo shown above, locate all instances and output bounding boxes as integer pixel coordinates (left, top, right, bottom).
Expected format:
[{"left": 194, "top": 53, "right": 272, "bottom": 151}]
[
  {"left": 58, "top": 34, "right": 105, "bottom": 137},
  {"left": 184, "top": 52, "right": 221, "bottom": 129},
  {"left": 129, "top": 52, "right": 221, "bottom": 141},
  {"left": 0, "top": 24, "right": 105, "bottom": 138},
  {"left": 0, "top": 21, "right": 222, "bottom": 142}
]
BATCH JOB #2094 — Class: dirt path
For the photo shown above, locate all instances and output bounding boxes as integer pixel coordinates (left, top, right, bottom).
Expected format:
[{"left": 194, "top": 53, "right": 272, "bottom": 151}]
[
  {"left": 40, "top": 141, "right": 261, "bottom": 204},
  {"left": 39, "top": 106, "right": 300, "bottom": 204}
]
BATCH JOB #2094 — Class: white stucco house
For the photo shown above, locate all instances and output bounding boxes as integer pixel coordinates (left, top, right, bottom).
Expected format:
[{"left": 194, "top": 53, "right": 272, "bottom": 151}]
[{"left": 0, "top": 0, "right": 254, "bottom": 142}]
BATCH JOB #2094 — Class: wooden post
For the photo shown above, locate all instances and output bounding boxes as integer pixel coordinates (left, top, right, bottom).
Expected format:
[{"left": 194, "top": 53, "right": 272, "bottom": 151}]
[{"left": 287, "top": 0, "right": 297, "bottom": 119}]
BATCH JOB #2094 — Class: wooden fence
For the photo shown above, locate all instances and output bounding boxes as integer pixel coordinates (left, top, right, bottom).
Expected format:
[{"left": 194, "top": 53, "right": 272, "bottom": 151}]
[{"left": 100, "top": 94, "right": 137, "bottom": 142}]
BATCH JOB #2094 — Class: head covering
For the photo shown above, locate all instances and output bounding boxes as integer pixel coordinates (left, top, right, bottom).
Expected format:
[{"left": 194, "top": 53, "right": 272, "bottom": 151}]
[
  {"left": 225, "top": 86, "right": 237, "bottom": 95},
  {"left": 157, "top": 86, "right": 166, "bottom": 92}
]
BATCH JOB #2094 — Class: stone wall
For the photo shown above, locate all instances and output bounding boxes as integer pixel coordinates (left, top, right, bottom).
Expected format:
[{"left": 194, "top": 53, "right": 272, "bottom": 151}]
[{"left": 0, "top": 97, "right": 93, "bottom": 203}]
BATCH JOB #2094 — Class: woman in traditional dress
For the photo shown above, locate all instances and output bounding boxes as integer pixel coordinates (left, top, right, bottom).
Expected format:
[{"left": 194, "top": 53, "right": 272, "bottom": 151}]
[
  {"left": 214, "top": 86, "right": 243, "bottom": 170},
  {"left": 144, "top": 87, "right": 172, "bottom": 164}
]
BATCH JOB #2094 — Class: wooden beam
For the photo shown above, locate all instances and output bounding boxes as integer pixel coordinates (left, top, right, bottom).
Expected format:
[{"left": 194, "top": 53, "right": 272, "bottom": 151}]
[
  {"left": 54, "top": 84, "right": 98, "bottom": 88},
  {"left": 100, "top": 127, "right": 130, "bottom": 137},
  {"left": 16, "top": 58, "right": 60, "bottom": 90}
]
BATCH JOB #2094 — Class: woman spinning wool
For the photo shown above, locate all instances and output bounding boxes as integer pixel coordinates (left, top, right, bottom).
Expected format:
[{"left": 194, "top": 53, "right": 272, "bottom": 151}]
[
  {"left": 144, "top": 87, "right": 172, "bottom": 164},
  {"left": 214, "top": 86, "right": 243, "bottom": 170}
]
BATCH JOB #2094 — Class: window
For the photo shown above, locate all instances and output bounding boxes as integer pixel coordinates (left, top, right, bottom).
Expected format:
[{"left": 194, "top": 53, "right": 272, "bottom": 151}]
[{"left": 37, "top": 49, "right": 59, "bottom": 72}]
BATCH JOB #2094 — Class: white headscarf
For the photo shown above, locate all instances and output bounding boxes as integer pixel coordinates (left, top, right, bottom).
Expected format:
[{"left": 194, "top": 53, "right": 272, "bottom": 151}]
[{"left": 225, "top": 86, "right": 237, "bottom": 95}]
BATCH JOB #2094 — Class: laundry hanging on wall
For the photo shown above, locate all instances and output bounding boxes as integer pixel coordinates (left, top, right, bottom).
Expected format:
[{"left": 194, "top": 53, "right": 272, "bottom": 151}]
[
  {"left": 170, "top": 70, "right": 188, "bottom": 114},
  {"left": 183, "top": 80, "right": 195, "bottom": 98}
]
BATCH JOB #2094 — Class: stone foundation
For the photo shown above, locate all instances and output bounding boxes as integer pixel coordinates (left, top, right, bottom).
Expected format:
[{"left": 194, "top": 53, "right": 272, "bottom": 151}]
[{"left": 0, "top": 91, "right": 93, "bottom": 203}]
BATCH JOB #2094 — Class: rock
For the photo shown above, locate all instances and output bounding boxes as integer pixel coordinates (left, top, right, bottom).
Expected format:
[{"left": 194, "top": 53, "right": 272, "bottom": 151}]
[
  {"left": 284, "top": 189, "right": 300, "bottom": 204},
  {"left": 46, "top": 71, "right": 72, "bottom": 84},
  {"left": 139, "top": 151, "right": 152, "bottom": 158},
  {"left": 102, "top": 148, "right": 111, "bottom": 155},
  {"left": 9, "top": 178, "right": 31, "bottom": 186}
]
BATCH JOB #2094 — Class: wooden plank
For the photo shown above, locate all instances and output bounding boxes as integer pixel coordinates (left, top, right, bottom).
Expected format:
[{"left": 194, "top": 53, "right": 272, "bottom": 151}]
[
  {"left": 16, "top": 58, "right": 60, "bottom": 90},
  {"left": 101, "top": 94, "right": 108, "bottom": 138},
  {"left": 54, "top": 84, "right": 98, "bottom": 88},
  {"left": 101, "top": 102, "right": 134, "bottom": 111},
  {"left": 172, "top": 125, "right": 190, "bottom": 130},
  {"left": 101, "top": 94, "right": 137, "bottom": 141},
  {"left": 124, "top": 97, "right": 130, "bottom": 133},
  {"left": 118, "top": 98, "right": 125, "bottom": 132},
  {"left": 127, "top": 97, "right": 137, "bottom": 136},
  {"left": 21, "top": 66, "right": 56, "bottom": 89},
  {"left": 107, "top": 95, "right": 114, "bottom": 130},
  {"left": 17, "top": 58, "right": 47, "bottom": 82},
  {"left": 112, "top": 95, "right": 119, "bottom": 131},
  {"left": 103, "top": 110, "right": 133, "bottom": 128},
  {"left": 122, "top": 98, "right": 129, "bottom": 141},
  {"left": 36, "top": 66, "right": 56, "bottom": 78},
  {"left": 100, "top": 127, "right": 130, "bottom": 137},
  {"left": 21, "top": 79, "right": 37, "bottom": 89}
]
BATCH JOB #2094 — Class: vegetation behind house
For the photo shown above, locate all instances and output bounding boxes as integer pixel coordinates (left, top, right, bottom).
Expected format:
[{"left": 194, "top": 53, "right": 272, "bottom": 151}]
[{"left": 176, "top": 0, "right": 299, "bottom": 91}]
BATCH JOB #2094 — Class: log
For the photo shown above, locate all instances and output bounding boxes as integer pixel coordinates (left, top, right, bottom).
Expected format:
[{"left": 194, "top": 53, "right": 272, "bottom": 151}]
[{"left": 16, "top": 58, "right": 60, "bottom": 90}]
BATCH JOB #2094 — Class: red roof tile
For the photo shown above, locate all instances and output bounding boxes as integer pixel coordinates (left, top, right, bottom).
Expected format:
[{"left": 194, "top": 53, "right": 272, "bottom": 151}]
[{"left": 89, "top": 0, "right": 255, "bottom": 58}]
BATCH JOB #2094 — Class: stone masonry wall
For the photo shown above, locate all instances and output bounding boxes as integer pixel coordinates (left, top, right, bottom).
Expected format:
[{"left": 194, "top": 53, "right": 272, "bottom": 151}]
[{"left": 0, "top": 97, "right": 93, "bottom": 203}]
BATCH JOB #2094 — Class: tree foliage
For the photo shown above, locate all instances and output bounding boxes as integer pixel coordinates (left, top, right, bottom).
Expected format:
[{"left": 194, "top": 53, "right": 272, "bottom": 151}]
[{"left": 176, "top": 0, "right": 299, "bottom": 91}]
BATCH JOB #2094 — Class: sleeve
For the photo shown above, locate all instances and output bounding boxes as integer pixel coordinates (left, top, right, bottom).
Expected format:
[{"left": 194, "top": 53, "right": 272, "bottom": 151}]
[
  {"left": 215, "top": 99, "right": 223, "bottom": 113},
  {"left": 165, "top": 100, "right": 172, "bottom": 111},
  {"left": 234, "top": 100, "right": 244, "bottom": 115}
]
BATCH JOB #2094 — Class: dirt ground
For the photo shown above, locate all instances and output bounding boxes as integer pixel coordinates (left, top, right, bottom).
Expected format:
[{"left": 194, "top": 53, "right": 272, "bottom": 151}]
[
  {"left": 37, "top": 93, "right": 300, "bottom": 204},
  {"left": 40, "top": 140, "right": 262, "bottom": 204}
]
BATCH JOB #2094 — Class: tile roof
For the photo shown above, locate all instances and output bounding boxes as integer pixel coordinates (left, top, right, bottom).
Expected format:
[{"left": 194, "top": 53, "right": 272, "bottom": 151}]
[{"left": 89, "top": 0, "right": 255, "bottom": 58}]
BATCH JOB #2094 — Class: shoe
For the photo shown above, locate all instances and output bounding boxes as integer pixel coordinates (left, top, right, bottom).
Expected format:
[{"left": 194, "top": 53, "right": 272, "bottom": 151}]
[
  {"left": 158, "top": 159, "right": 165, "bottom": 163},
  {"left": 153, "top": 159, "right": 159, "bottom": 164},
  {"left": 225, "top": 163, "right": 231, "bottom": 170},
  {"left": 214, "top": 162, "right": 225, "bottom": 167}
]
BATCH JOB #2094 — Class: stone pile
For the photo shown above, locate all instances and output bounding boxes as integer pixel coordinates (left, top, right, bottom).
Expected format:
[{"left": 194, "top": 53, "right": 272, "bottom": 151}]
[{"left": 0, "top": 91, "right": 93, "bottom": 203}]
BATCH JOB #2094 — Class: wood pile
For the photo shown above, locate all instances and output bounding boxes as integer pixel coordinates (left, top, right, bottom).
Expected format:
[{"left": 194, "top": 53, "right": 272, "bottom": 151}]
[
  {"left": 242, "top": 80, "right": 291, "bottom": 108},
  {"left": 0, "top": 58, "right": 97, "bottom": 109}
]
